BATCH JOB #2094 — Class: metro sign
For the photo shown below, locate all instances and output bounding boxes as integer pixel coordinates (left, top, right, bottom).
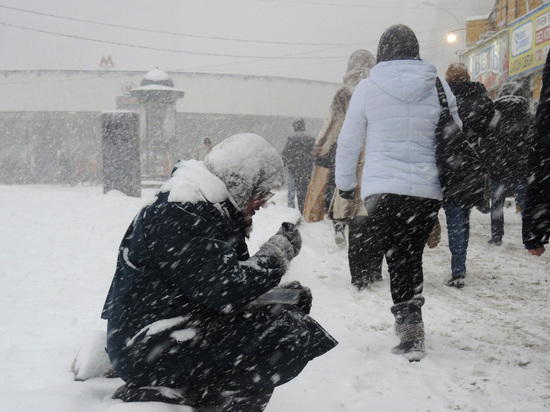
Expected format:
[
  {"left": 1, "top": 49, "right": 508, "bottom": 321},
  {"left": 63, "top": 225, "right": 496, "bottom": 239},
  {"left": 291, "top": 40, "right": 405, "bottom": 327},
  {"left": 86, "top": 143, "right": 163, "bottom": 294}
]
[{"left": 100, "top": 55, "right": 114, "bottom": 70}]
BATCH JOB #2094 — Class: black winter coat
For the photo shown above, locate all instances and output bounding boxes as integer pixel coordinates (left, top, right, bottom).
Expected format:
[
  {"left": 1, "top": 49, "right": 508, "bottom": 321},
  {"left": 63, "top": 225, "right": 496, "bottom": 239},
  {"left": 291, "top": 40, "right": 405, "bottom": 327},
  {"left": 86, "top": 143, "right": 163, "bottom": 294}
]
[
  {"left": 483, "top": 95, "right": 533, "bottom": 183},
  {"left": 448, "top": 81, "right": 494, "bottom": 147},
  {"left": 523, "top": 54, "right": 550, "bottom": 249},
  {"left": 281, "top": 131, "right": 315, "bottom": 179},
  {"left": 102, "top": 190, "right": 336, "bottom": 388},
  {"left": 435, "top": 80, "right": 491, "bottom": 207}
]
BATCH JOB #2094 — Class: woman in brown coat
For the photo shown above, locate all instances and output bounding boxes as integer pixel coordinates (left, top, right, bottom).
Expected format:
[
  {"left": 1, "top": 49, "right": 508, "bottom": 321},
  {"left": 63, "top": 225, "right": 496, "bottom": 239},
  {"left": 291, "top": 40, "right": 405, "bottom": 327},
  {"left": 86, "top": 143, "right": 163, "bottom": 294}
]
[{"left": 309, "top": 49, "right": 382, "bottom": 289}]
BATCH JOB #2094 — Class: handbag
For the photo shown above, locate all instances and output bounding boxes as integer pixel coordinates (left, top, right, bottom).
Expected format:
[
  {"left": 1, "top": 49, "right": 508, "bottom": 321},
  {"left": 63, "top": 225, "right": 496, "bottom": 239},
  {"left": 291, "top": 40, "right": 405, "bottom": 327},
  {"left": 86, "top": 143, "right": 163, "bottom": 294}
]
[
  {"left": 435, "top": 78, "right": 487, "bottom": 207},
  {"left": 426, "top": 216, "right": 441, "bottom": 248},
  {"left": 303, "top": 165, "right": 330, "bottom": 222}
]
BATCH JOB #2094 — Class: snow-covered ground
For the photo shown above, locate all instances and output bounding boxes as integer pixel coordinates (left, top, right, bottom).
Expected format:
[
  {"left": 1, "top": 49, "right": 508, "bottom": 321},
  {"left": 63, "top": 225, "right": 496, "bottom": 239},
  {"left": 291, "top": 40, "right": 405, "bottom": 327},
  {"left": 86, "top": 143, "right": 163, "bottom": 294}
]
[{"left": 1, "top": 184, "right": 548, "bottom": 411}]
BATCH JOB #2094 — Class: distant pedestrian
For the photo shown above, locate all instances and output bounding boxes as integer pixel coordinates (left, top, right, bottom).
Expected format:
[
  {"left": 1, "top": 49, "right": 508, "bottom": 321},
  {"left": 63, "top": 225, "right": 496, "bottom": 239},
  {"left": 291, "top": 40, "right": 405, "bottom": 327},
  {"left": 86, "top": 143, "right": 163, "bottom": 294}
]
[
  {"left": 193, "top": 137, "right": 213, "bottom": 161},
  {"left": 336, "top": 25, "right": 460, "bottom": 361},
  {"left": 442, "top": 63, "right": 494, "bottom": 288},
  {"left": 523, "top": 52, "right": 550, "bottom": 257},
  {"left": 282, "top": 118, "right": 315, "bottom": 214},
  {"left": 483, "top": 82, "right": 533, "bottom": 246}
]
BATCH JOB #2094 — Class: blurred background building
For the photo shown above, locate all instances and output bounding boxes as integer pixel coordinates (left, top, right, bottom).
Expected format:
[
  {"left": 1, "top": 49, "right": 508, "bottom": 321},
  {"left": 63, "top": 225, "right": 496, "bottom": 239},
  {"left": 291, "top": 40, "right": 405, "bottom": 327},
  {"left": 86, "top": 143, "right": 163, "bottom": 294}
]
[{"left": 0, "top": 69, "right": 337, "bottom": 185}]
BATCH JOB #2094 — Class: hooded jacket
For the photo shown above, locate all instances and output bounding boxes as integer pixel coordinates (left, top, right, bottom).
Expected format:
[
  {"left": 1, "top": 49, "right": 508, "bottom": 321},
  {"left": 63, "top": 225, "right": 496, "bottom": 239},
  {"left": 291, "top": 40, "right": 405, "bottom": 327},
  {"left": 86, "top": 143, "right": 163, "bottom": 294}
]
[
  {"left": 335, "top": 59, "right": 461, "bottom": 201},
  {"left": 313, "top": 50, "right": 376, "bottom": 166},
  {"left": 483, "top": 90, "right": 532, "bottom": 183},
  {"left": 447, "top": 81, "right": 494, "bottom": 146},
  {"left": 310, "top": 50, "right": 376, "bottom": 219}
]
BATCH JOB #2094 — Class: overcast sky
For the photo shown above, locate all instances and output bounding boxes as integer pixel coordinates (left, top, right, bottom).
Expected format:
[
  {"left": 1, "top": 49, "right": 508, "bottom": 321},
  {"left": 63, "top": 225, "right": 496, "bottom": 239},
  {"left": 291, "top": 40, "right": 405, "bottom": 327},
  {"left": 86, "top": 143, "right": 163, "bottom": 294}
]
[{"left": 0, "top": 0, "right": 494, "bottom": 83}]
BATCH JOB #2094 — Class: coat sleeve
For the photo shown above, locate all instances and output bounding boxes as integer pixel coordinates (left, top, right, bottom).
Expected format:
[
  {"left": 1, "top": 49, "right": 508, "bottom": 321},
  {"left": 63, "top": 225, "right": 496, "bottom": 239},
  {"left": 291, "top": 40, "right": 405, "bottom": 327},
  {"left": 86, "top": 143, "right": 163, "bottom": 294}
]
[
  {"left": 335, "top": 81, "right": 367, "bottom": 191},
  {"left": 144, "top": 204, "right": 285, "bottom": 314},
  {"left": 522, "top": 128, "right": 550, "bottom": 249}
]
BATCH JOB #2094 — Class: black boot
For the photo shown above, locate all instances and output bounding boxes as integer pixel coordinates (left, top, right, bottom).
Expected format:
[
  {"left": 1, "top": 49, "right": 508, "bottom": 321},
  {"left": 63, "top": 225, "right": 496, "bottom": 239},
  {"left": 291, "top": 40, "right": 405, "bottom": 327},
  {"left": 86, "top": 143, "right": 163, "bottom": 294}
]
[
  {"left": 112, "top": 383, "right": 203, "bottom": 407},
  {"left": 200, "top": 387, "right": 274, "bottom": 412},
  {"left": 390, "top": 297, "right": 426, "bottom": 362}
]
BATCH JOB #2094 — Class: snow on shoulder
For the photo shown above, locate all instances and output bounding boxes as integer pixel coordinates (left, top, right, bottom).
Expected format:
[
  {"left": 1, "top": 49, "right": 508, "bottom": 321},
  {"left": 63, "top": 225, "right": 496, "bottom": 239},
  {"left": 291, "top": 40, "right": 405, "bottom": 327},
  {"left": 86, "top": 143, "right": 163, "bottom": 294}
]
[{"left": 158, "top": 159, "right": 230, "bottom": 204}]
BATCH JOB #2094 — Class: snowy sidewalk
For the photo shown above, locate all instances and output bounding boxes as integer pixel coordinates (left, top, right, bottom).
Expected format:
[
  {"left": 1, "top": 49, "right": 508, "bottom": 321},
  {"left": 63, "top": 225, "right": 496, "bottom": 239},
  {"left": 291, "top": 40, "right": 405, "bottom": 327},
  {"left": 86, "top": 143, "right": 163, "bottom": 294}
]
[{"left": 0, "top": 185, "right": 548, "bottom": 411}]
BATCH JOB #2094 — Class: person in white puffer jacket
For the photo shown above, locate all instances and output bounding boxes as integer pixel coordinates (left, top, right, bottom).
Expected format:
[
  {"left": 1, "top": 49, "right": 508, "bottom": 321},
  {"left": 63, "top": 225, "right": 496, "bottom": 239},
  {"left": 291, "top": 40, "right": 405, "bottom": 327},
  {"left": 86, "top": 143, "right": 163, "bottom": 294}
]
[{"left": 335, "top": 24, "right": 461, "bottom": 362}]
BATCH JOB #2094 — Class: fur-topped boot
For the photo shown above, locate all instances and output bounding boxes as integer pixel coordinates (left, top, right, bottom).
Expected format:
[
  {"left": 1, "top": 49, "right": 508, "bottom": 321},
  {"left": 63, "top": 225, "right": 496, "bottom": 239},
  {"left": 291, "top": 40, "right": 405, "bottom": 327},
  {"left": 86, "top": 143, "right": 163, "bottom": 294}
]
[{"left": 390, "top": 296, "right": 426, "bottom": 362}]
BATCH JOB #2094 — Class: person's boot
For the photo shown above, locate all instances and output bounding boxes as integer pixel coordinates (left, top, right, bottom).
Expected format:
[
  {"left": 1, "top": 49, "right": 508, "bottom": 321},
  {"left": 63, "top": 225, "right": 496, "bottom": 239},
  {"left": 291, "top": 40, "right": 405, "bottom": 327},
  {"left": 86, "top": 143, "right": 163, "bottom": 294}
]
[
  {"left": 334, "top": 222, "right": 346, "bottom": 249},
  {"left": 112, "top": 383, "right": 204, "bottom": 409},
  {"left": 390, "top": 297, "right": 426, "bottom": 362},
  {"left": 200, "top": 387, "right": 274, "bottom": 412}
]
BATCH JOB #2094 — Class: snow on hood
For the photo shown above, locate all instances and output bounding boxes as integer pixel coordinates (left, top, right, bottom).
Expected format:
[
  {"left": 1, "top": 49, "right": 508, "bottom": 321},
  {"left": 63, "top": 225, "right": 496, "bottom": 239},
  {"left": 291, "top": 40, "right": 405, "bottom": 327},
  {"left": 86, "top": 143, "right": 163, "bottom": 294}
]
[
  {"left": 369, "top": 60, "right": 438, "bottom": 103},
  {"left": 204, "top": 133, "right": 285, "bottom": 211},
  {"left": 158, "top": 159, "right": 230, "bottom": 204}
]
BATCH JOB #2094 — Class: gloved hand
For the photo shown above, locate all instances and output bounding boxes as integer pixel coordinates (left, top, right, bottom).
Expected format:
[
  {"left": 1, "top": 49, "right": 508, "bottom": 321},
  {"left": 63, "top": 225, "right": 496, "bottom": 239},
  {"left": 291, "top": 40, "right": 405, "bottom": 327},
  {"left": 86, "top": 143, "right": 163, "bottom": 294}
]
[
  {"left": 276, "top": 222, "right": 302, "bottom": 258},
  {"left": 279, "top": 281, "right": 312, "bottom": 314},
  {"left": 338, "top": 188, "right": 355, "bottom": 200}
]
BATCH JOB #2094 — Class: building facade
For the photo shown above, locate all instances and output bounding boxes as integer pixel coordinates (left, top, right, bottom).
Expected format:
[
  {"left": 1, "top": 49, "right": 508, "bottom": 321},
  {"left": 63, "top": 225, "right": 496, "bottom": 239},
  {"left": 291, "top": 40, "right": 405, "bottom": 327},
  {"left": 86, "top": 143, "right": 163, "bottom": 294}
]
[{"left": 462, "top": 0, "right": 550, "bottom": 105}]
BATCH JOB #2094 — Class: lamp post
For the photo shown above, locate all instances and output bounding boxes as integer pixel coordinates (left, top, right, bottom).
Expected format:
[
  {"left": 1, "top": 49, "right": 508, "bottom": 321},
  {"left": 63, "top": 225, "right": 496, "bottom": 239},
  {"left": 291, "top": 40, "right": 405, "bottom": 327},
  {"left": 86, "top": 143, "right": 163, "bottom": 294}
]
[
  {"left": 447, "top": 32, "right": 458, "bottom": 43},
  {"left": 423, "top": 1, "right": 466, "bottom": 50},
  {"left": 447, "top": 28, "right": 467, "bottom": 47}
]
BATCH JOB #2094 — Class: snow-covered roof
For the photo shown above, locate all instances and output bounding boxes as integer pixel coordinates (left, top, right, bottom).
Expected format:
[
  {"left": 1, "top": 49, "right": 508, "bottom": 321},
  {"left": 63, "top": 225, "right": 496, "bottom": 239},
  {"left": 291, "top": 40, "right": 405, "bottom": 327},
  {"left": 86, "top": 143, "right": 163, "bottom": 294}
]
[
  {"left": 466, "top": 14, "right": 490, "bottom": 22},
  {"left": 131, "top": 84, "right": 184, "bottom": 93},
  {"left": 144, "top": 69, "right": 172, "bottom": 82},
  {"left": 141, "top": 69, "right": 175, "bottom": 88}
]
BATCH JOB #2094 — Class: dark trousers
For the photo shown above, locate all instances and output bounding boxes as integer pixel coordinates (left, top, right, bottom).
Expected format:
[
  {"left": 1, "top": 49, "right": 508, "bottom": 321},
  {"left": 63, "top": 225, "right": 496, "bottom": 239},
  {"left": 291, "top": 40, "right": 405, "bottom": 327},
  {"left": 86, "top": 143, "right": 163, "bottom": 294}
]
[
  {"left": 348, "top": 215, "right": 384, "bottom": 286},
  {"left": 110, "top": 305, "right": 335, "bottom": 409},
  {"left": 365, "top": 194, "right": 441, "bottom": 304},
  {"left": 288, "top": 170, "right": 312, "bottom": 214},
  {"left": 443, "top": 202, "right": 472, "bottom": 277},
  {"left": 490, "top": 179, "right": 527, "bottom": 241},
  {"left": 490, "top": 180, "right": 506, "bottom": 241}
]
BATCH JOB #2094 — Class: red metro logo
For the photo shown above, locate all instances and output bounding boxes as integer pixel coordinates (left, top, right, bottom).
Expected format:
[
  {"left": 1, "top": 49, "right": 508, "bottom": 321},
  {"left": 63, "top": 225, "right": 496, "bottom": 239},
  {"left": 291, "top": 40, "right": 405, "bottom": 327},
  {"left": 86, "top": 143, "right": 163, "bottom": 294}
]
[{"left": 100, "top": 56, "right": 114, "bottom": 70}]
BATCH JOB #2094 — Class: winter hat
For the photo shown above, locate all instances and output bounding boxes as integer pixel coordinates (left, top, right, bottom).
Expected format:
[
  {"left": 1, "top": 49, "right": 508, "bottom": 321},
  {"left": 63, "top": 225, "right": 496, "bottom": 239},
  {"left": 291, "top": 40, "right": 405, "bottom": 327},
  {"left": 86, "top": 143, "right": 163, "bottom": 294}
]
[
  {"left": 204, "top": 133, "right": 285, "bottom": 211},
  {"left": 445, "top": 62, "right": 470, "bottom": 82},
  {"left": 376, "top": 24, "right": 420, "bottom": 63},
  {"left": 293, "top": 118, "right": 306, "bottom": 132},
  {"left": 343, "top": 49, "right": 376, "bottom": 88}
]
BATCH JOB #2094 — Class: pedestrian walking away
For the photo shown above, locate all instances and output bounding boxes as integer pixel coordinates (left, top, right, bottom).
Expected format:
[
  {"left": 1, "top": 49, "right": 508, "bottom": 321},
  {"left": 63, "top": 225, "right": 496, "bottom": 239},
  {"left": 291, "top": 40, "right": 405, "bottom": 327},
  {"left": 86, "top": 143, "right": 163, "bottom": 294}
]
[
  {"left": 282, "top": 118, "right": 315, "bottom": 214},
  {"left": 483, "top": 81, "right": 533, "bottom": 246},
  {"left": 305, "top": 50, "right": 377, "bottom": 251},
  {"left": 336, "top": 25, "right": 461, "bottom": 361},
  {"left": 442, "top": 62, "right": 494, "bottom": 288}
]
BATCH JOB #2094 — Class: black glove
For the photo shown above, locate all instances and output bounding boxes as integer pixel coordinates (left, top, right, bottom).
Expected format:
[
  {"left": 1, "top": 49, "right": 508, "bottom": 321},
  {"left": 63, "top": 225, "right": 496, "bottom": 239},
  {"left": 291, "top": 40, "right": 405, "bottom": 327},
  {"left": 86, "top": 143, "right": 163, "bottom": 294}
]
[
  {"left": 338, "top": 188, "right": 355, "bottom": 200},
  {"left": 276, "top": 222, "right": 302, "bottom": 257},
  {"left": 280, "top": 281, "right": 312, "bottom": 314}
]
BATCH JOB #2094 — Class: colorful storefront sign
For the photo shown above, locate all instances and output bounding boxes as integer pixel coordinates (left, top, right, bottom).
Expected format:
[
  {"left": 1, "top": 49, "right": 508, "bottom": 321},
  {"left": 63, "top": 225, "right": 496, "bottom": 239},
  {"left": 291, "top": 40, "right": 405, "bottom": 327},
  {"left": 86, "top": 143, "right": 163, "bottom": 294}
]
[
  {"left": 463, "top": 30, "right": 508, "bottom": 93},
  {"left": 509, "top": 3, "right": 550, "bottom": 79}
]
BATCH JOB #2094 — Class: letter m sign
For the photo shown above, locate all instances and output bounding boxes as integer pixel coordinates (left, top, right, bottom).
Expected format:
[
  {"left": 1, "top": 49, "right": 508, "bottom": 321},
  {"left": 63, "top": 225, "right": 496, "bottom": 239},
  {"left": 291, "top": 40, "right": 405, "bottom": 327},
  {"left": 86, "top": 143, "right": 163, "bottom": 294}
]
[{"left": 100, "top": 56, "right": 114, "bottom": 69}]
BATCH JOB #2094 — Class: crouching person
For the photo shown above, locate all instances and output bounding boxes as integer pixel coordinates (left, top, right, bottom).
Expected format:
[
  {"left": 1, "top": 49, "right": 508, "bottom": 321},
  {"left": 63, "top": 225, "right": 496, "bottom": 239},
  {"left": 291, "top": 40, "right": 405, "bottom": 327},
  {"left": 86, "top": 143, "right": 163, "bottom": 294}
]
[{"left": 101, "top": 133, "right": 338, "bottom": 412}]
